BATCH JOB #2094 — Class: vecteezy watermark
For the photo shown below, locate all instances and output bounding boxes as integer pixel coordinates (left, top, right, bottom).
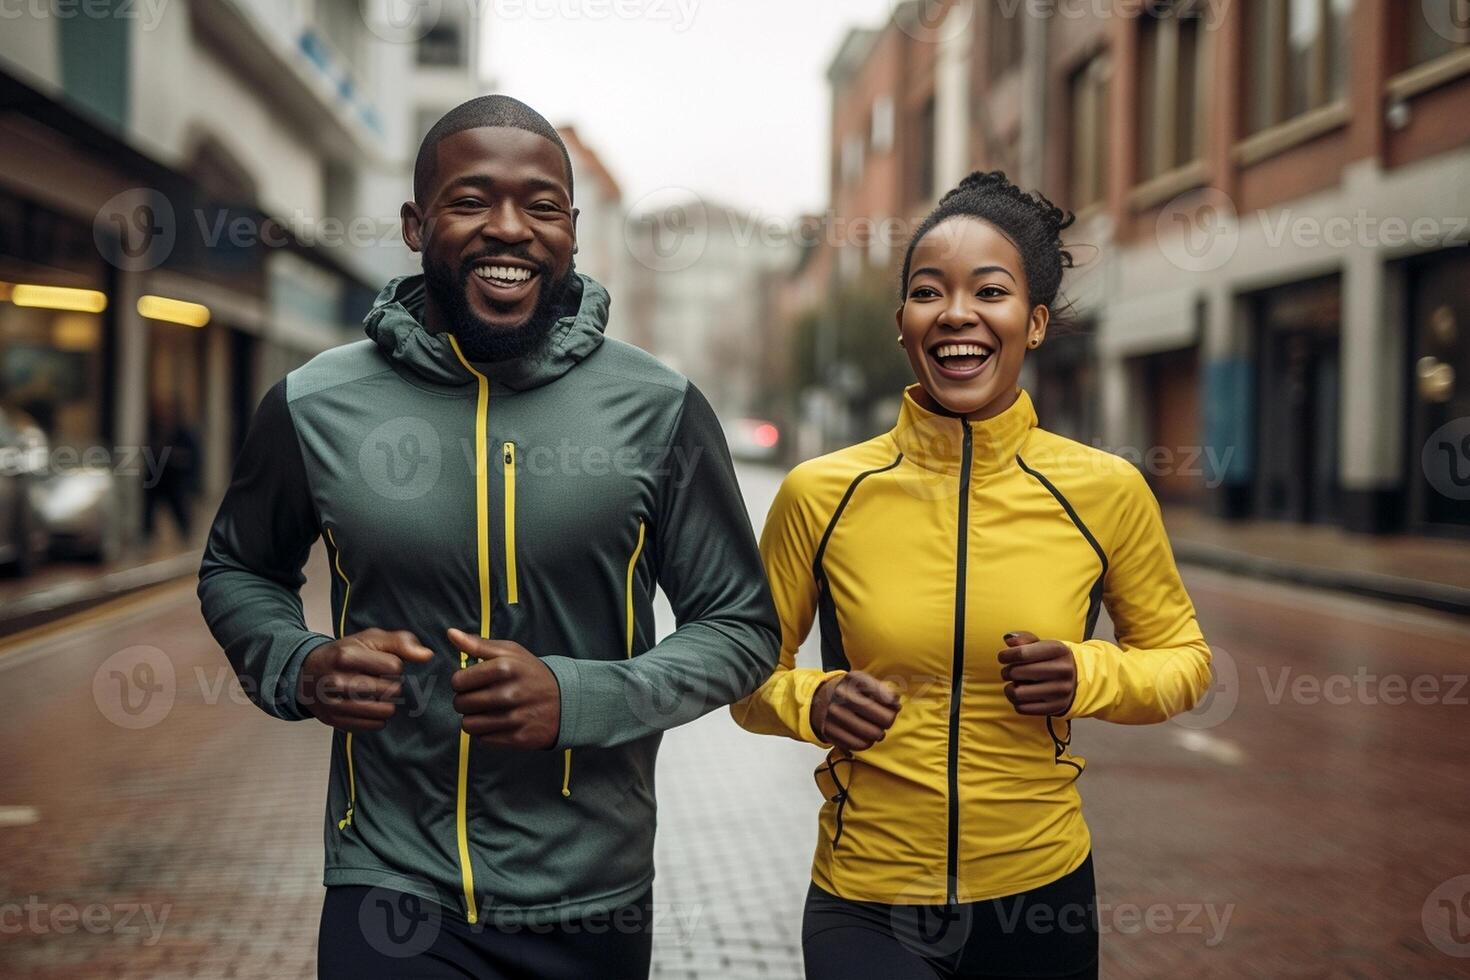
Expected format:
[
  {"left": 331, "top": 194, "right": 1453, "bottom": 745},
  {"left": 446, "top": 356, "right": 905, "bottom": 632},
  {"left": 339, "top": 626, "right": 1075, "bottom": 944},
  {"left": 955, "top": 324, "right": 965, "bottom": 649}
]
[
  {"left": 1423, "top": 418, "right": 1470, "bottom": 501},
  {"left": 1258, "top": 210, "right": 1470, "bottom": 251},
  {"left": 357, "top": 420, "right": 708, "bottom": 502},
  {"left": 1156, "top": 187, "right": 1240, "bottom": 273},
  {"left": 1259, "top": 667, "right": 1469, "bottom": 707},
  {"left": 1422, "top": 0, "right": 1470, "bottom": 46},
  {"left": 93, "top": 189, "right": 410, "bottom": 271},
  {"left": 0, "top": 897, "right": 171, "bottom": 946},
  {"left": 94, "top": 188, "right": 177, "bottom": 273},
  {"left": 1170, "top": 645, "right": 1239, "bottom": 731},
  {"left": 470, "top": 894, "right": 702, "bottom": 944},
  {"left": 0, "top": 0, "right": 170, "bottom": 30},
  {"left": 1423, "top": 875, "right": 1470, "bottom": 958},
  {"left": 890, "top": 0, "right": 972, "bottom": 44},
  {"left": 887, "top": 875, "right": 1231, "bottom": 960},
  {"left": 1156, "top": 186, "right": 1470, "bottom": 272},
  {"left": 624, "top": 189, "right": 710, "bottom": 273},
  {"left": 92, "top": 652, "right": 447, "bottom": 730},
  {"left": 93, "top": 646, "right": 176, "bottom": 730},
  {"left": 358, "top": 884, "right": 443, "bottom": 959},
  {"left": 993, "top": 0, "right": 1231, "bottom": 32},
  {"left": 0, "top": 443, "right": 172, "bottom": 486},
  {"left": 490, "top": 0, "right": 698, "bottom": 31}
]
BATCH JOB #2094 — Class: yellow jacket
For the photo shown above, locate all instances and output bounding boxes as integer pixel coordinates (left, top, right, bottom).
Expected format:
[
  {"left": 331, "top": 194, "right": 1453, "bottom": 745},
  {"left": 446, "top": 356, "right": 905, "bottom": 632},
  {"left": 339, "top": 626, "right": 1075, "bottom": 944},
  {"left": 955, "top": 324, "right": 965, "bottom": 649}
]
[{"left": 733, "top": 387, "right": 1212, "bottom": 905}]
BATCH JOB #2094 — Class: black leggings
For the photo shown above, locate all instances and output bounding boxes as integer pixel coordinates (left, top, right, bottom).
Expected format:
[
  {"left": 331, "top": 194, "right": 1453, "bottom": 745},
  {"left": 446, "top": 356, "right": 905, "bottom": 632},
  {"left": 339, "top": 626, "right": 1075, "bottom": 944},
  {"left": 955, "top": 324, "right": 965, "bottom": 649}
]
[
  {"left": 802, "top": 854, "right": 1099, "bottom": 980},
  {"left": 317, "top": 884, "right": 654, "bottom": 980}
]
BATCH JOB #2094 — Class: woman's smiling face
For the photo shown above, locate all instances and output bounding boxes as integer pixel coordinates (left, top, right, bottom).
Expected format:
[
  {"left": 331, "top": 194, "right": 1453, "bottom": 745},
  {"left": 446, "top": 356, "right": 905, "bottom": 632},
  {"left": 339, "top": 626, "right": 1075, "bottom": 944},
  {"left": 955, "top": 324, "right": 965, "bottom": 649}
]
[{"left": 897, "top": 216, "right": 1048, "bottom": 419}]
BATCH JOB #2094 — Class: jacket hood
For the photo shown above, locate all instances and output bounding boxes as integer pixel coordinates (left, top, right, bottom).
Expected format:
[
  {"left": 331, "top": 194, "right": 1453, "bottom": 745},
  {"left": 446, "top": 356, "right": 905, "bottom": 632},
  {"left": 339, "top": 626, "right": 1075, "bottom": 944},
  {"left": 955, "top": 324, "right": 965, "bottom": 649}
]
[{"left": 363, "top": 272, "right": 610, "bottom": 390}]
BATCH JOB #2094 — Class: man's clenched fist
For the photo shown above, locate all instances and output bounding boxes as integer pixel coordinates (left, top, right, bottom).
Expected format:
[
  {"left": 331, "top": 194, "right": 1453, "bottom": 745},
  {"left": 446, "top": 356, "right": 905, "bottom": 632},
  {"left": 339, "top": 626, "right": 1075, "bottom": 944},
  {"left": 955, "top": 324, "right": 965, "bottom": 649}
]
[
  {"left": 298, "top": 628, "right": 434, "bottom": 732},
  {"left": 448, "top": 628, "right": 561, "bottom": 750}
]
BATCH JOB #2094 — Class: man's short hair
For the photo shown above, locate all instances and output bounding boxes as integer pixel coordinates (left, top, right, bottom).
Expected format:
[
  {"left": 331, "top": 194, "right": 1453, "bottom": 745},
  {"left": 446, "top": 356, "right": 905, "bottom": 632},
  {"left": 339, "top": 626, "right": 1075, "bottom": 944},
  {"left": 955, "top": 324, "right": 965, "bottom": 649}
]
[{"left": 413, "top": 94, "right": 574, "bottom": 205}]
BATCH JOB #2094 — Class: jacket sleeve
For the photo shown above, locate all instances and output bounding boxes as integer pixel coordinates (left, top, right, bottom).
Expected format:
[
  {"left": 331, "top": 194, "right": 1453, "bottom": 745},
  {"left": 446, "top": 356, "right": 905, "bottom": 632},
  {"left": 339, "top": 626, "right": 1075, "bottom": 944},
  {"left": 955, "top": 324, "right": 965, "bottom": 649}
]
[
  {"left": 197, "top": 379, "right": 334, "bottom": 721},
  {"left": 1062, "top": 466, "right": 1213, "bottom": 724},
  {"left": 541, "top": 382, "right": 781, "bottom": 749},
  {"left": 729, "top": 462, "right": 846, "bottom": 746}
]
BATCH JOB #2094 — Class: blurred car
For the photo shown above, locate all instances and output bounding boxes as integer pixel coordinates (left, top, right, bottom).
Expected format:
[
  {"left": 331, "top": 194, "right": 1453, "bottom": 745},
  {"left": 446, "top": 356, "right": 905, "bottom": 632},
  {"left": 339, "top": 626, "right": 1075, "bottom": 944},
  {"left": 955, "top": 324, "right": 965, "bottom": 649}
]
[
  {"left": 724, "top": 417, "right": 782, "bottom": 464},
  {"left": 0, "top": 407, "right": 48, "bottom": 576},
  {"left": 33, "top": 464, "right": 120, "bottom": 563}
]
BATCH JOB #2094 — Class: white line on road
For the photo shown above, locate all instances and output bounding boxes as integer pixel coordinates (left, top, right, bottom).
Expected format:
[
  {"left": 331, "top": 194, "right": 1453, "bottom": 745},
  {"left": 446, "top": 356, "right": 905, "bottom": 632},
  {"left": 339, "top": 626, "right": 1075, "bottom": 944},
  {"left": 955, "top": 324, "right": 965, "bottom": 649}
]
[{"left": 1172, "top": 729, "right": 1246, "bottom": 766}]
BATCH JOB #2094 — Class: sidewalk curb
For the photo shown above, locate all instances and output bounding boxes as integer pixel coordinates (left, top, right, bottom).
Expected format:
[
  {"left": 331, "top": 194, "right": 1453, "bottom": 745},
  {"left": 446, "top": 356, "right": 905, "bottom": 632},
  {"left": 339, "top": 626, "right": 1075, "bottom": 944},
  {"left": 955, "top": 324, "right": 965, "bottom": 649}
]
[
  {"left": 1173, "top": 541, "right": 1470, "bottom": 618},
  {"left": 0, "top": 552, "right": 200, "bottom": 636}
]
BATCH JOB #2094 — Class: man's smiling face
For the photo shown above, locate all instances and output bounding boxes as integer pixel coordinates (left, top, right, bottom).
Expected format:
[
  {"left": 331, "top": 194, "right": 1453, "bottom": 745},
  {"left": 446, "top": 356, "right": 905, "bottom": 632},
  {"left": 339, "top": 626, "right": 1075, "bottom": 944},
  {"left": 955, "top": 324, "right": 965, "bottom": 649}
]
[{"left": 402, "top": 125, "right": 579, "bottom": 358}]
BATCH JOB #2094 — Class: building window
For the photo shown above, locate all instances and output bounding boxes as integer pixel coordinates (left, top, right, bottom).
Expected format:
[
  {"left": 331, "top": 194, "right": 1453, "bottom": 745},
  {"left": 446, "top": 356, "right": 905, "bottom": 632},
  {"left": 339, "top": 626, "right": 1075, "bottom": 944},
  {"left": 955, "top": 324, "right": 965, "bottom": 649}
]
[
  {"left": 988, "top": 0, "right": 1025, "bottom": 80},
  {"left": 1403, "top": 1, "right": 1470, "bottom": 69},
  {"left": 1245, "top": 0, "right": 1351, "bottom": 134},
  {"left": 417, "top": 22, "right": 465, "bottom": 68},
  {"left": 871, "top": 96, "right": 895, "bottom": 153},
  {"left": 1137, "top": 1, "right": 1207, "bottom": 181},
  {"left": 1068, "top": 52, "right": 1111, "bottom": 210},
  {"left": 842, "top": 134, "right": 865, "bottom": 186},
  {"left": 912, "top": 96, "right": 937, "bottom": 205}
]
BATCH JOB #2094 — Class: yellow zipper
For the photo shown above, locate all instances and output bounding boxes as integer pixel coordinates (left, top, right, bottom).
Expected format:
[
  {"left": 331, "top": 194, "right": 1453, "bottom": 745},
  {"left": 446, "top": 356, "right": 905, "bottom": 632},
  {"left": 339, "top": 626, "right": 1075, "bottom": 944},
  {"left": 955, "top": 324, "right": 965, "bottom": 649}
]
[
  {"left": 503, "top": 442, "right": 518, "bottom": 605},
  {"left": 326, "top": 526, "right": 356, "bottom": 831},
  {"left": 561, "top": 521, "right": 647, "bottom": 800},
  {"left": 625, "top": 520, "right": 645, "bottom": 659},
  {"left": 447, "top": 334, "right": 488, "bottom": 925}
]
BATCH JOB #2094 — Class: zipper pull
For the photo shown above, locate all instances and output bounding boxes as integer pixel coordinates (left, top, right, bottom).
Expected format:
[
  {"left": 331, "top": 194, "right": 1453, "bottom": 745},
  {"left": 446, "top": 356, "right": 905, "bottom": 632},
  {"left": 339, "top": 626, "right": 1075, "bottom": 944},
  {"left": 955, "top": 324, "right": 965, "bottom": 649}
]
[
  {"left": 338, "top": 806, "right": 354, "bottom": 830},
  {"left": 504, "top": 443, "right": 514, "bottom": 466}
]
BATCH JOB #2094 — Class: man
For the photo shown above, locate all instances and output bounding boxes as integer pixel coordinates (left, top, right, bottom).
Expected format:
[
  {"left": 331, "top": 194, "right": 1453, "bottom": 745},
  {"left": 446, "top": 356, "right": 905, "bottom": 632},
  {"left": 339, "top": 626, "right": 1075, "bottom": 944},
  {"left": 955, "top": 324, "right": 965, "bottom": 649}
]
[{"left": 198, "top": 95, "right": 779, "bottom": 979}]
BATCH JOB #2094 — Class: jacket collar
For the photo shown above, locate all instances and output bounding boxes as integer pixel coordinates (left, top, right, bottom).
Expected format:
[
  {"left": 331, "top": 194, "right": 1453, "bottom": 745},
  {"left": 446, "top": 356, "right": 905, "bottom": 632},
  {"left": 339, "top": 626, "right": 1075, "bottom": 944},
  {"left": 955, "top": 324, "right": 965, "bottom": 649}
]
[
  {"left": 363, "top": 272, "right": 610, "bottom": 391},
  {"left": 890, "top": 385, "right": 1037, "bottom": 477}
]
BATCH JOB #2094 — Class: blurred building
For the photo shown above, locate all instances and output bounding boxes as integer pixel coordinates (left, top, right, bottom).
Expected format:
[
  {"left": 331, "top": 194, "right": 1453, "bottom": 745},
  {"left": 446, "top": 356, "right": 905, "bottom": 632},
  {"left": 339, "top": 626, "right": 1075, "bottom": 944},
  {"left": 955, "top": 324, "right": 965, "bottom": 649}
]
[
  {"left": 558, "top": 126, "right": 629, "bottom": 311},
  {"left": 0, "top": 0, "right": 484, "bottom": 560},
  {"left": 785, "top": 0, "right": 1470, "bottom": 538},
  {"left": 624, "top": 198, "right": 796, "bottom": 418}
]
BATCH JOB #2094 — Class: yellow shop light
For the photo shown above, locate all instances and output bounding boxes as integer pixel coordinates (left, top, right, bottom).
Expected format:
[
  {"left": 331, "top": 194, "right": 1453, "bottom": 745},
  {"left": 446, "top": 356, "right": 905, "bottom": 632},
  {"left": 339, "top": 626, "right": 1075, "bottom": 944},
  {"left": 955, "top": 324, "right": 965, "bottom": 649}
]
[
  {"left": 137, "top": 294, "right": 210, "bottom": 327},
  {"left": 10, "top": 284, "right": 108, "bottom": 313}
]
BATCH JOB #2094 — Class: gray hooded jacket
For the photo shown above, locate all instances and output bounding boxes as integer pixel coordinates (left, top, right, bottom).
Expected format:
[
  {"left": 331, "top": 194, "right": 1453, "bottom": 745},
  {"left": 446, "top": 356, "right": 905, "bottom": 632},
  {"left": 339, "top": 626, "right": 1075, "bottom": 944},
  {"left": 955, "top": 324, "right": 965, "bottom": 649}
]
[{"left": 198, "top": 272, "right": 779, "bottom": 924}]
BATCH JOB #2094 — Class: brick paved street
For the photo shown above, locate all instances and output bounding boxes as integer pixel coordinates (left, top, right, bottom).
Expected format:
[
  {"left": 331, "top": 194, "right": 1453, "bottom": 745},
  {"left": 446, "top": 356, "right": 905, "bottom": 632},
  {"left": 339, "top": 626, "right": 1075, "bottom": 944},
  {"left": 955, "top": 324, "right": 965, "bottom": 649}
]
[{"left": 1, "top": 465, "right": 1469, "bottom": 978}]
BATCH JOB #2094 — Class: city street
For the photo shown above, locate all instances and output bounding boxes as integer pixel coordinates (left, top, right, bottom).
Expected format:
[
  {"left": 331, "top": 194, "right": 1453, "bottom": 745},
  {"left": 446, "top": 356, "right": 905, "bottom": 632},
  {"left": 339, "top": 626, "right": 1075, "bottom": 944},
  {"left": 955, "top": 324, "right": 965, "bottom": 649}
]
[{"left": 1, "top": 464, "right": 1468, "bottom": 979}]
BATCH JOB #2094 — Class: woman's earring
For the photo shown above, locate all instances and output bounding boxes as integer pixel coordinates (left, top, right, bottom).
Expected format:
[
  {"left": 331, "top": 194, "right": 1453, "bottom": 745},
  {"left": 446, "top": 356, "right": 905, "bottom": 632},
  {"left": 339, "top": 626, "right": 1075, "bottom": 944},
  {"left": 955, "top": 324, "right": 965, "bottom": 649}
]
[
  {"left": 1028, "top": 337, "right": 1040, "bottom": 348},
  {"left": 897, "top": 335, "right": 905, "bottom": 347}
]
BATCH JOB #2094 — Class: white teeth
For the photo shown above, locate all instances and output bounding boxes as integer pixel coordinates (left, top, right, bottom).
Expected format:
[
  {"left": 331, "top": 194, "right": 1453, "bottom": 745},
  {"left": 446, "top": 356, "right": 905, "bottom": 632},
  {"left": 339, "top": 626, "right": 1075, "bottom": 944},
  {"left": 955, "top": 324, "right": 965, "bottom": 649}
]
[
  {"left": 934, "top": 343, "right": 992, "bottom": 359},
  {"left": 474, "top": 265, "right": 533, "bottom": 283}
]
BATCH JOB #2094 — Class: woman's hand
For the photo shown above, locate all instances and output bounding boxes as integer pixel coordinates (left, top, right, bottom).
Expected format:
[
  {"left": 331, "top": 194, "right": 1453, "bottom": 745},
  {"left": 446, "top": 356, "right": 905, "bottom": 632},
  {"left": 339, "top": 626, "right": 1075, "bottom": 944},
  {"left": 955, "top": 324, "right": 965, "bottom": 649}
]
[
  {"left": 810, "top": 671, "right": 900, "bottom": 752},
  {"left": 997, "top": 631, "right": 1077, "bottom": 716}
]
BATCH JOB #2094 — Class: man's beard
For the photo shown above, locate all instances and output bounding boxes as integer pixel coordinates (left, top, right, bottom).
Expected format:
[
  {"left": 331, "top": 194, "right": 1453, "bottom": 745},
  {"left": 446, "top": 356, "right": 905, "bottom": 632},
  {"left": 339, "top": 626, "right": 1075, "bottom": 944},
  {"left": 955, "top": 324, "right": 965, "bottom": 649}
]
[{"left": 423, "top": 249, "right": 574, "bottom": 362}]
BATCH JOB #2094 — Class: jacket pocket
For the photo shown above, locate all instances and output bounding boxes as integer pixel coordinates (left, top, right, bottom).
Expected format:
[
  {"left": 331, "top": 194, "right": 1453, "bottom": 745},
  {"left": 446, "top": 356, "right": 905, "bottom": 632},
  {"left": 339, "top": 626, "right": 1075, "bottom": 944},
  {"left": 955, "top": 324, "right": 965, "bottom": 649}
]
[
  {"left": 503, "top": 442, "right": 518, "bottom": 605},
  {"left": 814, "top": 750, "right": 854, "bottom": 849},
  {"left": 325, "top": 525, "right": 358, "bottom": 830}
]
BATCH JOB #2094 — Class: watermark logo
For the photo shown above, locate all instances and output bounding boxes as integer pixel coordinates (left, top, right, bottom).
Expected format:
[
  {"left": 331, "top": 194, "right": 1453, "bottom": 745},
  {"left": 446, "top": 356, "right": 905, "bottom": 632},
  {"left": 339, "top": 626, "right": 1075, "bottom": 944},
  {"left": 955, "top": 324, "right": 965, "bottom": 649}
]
[
  {"left": 1422, "top": 0, "right": 1470, "bottom": 45},
  {"left": 892, "top": 0, "right": 972, "bottom": 44},
  {"left": 1422, "top": 418, "right": 1470, "bottom": 501},
  {"left": 94, "top": 188, "right": 176, "bottom": 272},
  {"left": 1423, "top": 875, "right": 1470, "bottom": 958},
  {"left": 1156, "top": 187, "right": 1239, "bottom": 273},
  {"left": 362, "top": 0, "right": 443, "bottom": 43},
  {"left": 1171, "top": 645, "right": 1238, "bottom": 731},
  {"left": 358, "top": 885, "right": 442, "bottom": 958},
  {"left": 360, "top": 417, "right": 443, "bottom": 501},
  {"left": 92, "top": 645, "right": 176, "bottom": 730},
  {"left": 625, "top": 189, "right": 708, "bottom": 273}
]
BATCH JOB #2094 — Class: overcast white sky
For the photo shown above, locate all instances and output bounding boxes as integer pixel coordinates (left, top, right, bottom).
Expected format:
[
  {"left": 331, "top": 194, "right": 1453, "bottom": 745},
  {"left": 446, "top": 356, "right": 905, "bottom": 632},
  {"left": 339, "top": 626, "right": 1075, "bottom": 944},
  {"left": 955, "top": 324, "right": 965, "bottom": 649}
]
[{"left": 481, "top": 0, "right": 899, "bottom": 220}]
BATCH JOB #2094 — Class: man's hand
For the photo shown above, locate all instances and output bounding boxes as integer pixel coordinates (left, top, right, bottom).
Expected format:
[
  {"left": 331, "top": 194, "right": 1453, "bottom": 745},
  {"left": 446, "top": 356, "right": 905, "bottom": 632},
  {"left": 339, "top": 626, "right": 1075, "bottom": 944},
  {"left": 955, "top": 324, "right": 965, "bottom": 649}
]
[
  {"left": 298, "top": 628, "right": 434, "bottom": 732},
  {"left": 997, "top": 631, "right": 1077, "bottom": 716},
  {"left": 810, "top": 671, "right": 900, "bottom": 752},
  {"left": 448, "top": 628, "right": 561, "bottom": 750}
]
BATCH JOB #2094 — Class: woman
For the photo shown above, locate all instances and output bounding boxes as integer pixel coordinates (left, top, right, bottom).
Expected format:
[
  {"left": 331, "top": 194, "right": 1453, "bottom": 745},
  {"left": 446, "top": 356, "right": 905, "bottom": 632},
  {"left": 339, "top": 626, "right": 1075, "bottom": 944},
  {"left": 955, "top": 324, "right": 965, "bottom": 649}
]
[{"left": 733, "top": 171, "right": 1213, "bottom": 980}]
